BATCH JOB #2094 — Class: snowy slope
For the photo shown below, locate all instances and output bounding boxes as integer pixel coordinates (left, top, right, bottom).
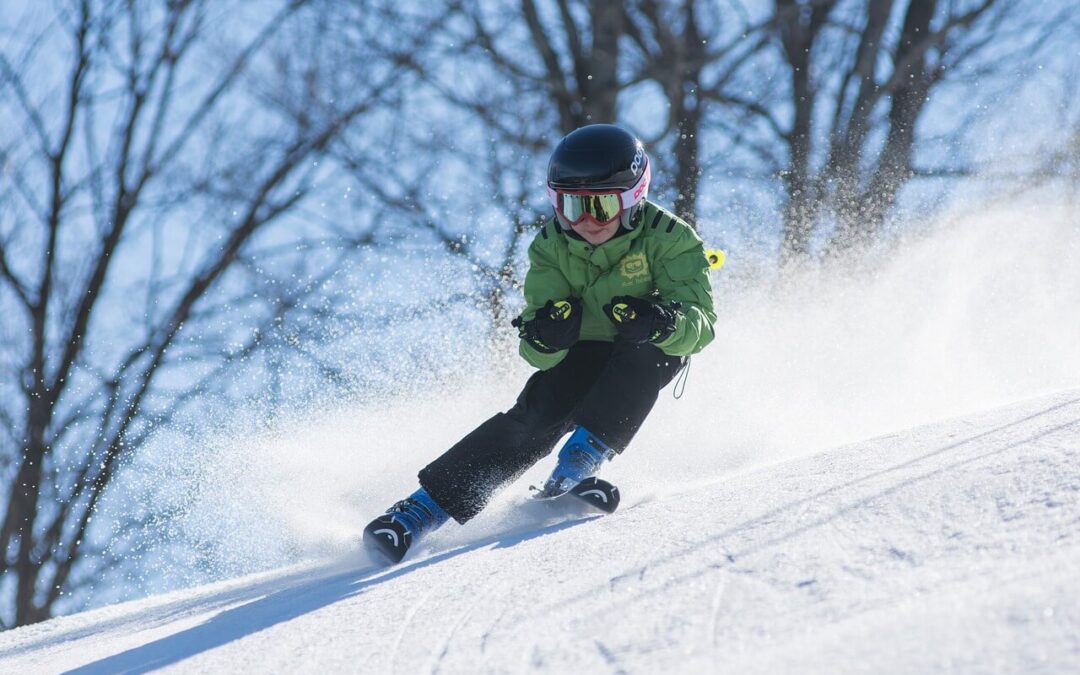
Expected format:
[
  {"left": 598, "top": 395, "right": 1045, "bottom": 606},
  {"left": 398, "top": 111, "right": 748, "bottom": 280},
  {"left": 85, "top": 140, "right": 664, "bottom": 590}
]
[{"left": 2, "top": 388, "right": 1078, "bottom": 674}]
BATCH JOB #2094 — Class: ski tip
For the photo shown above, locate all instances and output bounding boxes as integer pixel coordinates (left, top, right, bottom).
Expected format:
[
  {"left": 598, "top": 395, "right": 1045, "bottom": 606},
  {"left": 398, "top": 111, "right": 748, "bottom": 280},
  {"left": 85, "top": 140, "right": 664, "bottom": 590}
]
[
  {"left": 362, "top": 516, "right": 411, "bottom": 565},
  {"left": 570, "top": 477, "right": 620, "bottom": 514}
]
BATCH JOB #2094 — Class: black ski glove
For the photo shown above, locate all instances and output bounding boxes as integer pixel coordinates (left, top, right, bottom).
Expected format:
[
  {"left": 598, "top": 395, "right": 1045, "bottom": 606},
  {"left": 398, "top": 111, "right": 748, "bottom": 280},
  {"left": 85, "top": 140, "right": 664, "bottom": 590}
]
[
  {"left": 512, "top": 298, "right": 583, "bottom": 354},
  {"left": 603, "top": 295, "right": 680, "bottom": 344}
]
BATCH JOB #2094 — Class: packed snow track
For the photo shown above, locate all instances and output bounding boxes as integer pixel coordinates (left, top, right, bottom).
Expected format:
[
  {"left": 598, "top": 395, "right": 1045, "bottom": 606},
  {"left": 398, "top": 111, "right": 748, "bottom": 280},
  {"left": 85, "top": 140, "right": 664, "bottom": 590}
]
[{"left": 1, "top": 389, "right": 1078, "bottom": 673}]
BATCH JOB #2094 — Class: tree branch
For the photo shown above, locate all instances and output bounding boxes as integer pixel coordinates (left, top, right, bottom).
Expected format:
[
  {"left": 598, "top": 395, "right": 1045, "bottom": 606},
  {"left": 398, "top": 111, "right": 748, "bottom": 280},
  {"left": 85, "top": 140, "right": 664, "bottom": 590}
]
[
  {"left": 0, "top": 238, "right": 32, "bottom": 311},
  {"left": 521, "top": 0, "right": 577, "bottom": 131}
]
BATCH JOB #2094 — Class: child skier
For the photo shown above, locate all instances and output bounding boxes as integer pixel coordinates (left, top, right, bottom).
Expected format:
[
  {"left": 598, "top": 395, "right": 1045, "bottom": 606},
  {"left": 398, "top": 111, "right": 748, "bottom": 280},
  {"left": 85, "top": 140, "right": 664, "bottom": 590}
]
[{"left": 363, "top": 124, "right": 716, "bottom": 563}]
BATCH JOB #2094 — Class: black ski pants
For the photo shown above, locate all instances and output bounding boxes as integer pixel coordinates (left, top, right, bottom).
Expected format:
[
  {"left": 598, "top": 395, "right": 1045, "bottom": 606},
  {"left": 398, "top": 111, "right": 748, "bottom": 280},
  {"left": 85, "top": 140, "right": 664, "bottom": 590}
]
[{"left": 418, "top": 340, "right": 685, "bottom": 523}]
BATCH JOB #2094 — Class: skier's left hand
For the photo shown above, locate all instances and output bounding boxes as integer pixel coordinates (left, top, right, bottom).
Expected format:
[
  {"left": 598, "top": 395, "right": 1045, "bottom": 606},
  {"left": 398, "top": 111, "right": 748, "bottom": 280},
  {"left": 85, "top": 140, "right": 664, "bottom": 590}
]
[{"left": 603, "top": 295, "right": 680, "bottom": 344}]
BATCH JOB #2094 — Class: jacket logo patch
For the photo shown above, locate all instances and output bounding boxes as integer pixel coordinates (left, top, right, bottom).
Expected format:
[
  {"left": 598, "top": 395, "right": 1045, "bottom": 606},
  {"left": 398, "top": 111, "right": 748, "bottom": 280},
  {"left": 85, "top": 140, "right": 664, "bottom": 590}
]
[{"left": 618, "top": 253, "right": 649, "bottom": 283}]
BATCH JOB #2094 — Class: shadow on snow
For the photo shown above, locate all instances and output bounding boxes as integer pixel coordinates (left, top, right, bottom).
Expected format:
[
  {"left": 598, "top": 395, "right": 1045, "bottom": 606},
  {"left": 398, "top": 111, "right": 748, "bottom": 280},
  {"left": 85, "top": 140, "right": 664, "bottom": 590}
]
[{"left": 64, "top": 516, "right": 597, "bottom": 674}]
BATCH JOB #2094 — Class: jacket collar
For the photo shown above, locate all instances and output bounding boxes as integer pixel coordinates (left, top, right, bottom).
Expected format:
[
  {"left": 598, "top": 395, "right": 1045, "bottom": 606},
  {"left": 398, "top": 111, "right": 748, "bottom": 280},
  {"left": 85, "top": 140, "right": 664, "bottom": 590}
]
[{"left": 563, "top": 219, "right": 645, "bottom": 270}]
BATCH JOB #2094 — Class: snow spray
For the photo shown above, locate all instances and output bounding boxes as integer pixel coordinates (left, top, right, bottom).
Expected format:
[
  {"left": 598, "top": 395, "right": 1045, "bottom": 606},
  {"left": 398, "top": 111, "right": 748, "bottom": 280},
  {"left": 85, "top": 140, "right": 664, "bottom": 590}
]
[{"left": 116, "top": 198, "right": 1080, "bottom": 595}]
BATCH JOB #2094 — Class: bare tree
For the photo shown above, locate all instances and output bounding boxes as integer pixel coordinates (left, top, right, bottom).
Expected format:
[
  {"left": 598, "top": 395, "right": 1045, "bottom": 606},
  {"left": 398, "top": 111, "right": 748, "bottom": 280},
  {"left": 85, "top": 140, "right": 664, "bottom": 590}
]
[
  {"left": 0, "top": 0, "right": 402, "bottom": 627},
  {"left": 381, "top": 0, "right": 704, "bottom": 317},
  {"left": 370, "top": 0, "right": 1071, "bottom": 271},
  {"left": 430, "top": 1, "right": 770, "bottom": 232},
  {"left": 698, "top": 0, "right": 1042, "bottom": 259},
  {"left": 518, "top": 0, "right": 625, "bottom": 129},
  {"left": 324, "top": 0, "right": 572, "bottom": 345},
  {"left": 622, "top": 1, "right": 779, "bottom": 226}
]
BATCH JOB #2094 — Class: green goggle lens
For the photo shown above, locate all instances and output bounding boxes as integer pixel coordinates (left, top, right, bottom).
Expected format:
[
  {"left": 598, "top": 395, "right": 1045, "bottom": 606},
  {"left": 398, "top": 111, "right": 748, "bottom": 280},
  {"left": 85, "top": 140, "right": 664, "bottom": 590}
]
[{"left": 558, "top": 193, "right": 622, "bottom": 224}]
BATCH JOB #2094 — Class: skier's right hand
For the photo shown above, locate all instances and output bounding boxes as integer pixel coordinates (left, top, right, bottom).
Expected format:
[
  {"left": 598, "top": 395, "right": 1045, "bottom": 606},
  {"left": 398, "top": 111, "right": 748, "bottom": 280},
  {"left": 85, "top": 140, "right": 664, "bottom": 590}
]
[{"left": 511, "top": 298, "right": 582, "bottom": 354}]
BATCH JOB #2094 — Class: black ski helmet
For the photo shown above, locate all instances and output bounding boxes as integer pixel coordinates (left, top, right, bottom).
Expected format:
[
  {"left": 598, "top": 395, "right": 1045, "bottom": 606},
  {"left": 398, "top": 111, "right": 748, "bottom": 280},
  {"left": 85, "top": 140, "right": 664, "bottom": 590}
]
[{"left": 547, "top": 124, "right": 651, "bottom": 231}]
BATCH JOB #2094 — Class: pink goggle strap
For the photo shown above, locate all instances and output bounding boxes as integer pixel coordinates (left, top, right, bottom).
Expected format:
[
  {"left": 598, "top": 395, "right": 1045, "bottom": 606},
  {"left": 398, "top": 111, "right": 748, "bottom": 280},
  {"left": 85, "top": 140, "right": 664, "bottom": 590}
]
[{"left": 619, "top": 161, "right": 651, "bottom": 209}]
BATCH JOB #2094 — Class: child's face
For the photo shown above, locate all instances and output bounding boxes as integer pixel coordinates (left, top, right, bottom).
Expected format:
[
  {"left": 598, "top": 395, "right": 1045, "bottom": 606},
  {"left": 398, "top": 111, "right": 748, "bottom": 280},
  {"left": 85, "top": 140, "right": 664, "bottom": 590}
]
[{"left": 570, "top": 215, "right": 621, "bottom": 245}]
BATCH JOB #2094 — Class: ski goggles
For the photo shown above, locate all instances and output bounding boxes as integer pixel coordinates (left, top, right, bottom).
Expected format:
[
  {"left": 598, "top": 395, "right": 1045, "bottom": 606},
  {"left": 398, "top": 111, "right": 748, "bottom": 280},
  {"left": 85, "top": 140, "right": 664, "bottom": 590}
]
[{"left": 547, "top": 161, "right": 651, "bottom": 226}]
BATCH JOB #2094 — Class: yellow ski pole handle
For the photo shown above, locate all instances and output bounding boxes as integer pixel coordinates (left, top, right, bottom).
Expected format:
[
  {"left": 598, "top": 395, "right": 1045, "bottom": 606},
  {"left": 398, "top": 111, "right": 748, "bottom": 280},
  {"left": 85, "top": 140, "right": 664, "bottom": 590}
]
[
  {"left": 705, "top": 248, "right": 726, "bottom": 270},
  {"left": 549, "top": 300, "right": 573, "bottom": 321},
  {"left": 611, "top": 302, "right": 637, "bottom": 323}
]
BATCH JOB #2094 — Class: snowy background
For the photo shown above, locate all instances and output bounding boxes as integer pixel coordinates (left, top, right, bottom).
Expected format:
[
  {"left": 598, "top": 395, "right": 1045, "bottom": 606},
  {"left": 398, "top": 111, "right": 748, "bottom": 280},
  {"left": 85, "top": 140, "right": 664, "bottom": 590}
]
[
  {"left": 4, "top": 196, "right": 1076, "bottom": 672},
  {"left": 1, "top": 0, "right": 1079, "bottom": 671},
  {"left": 111, "top": 197, "right": 1080, "bottom": 589}
]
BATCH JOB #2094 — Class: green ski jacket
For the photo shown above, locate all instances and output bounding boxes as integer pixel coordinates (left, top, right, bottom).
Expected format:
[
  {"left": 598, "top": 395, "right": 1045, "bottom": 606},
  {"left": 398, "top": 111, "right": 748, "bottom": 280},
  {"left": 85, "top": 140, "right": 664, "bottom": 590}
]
[{"left": 519, "top": 200, "right": 717, "bottom": 370}]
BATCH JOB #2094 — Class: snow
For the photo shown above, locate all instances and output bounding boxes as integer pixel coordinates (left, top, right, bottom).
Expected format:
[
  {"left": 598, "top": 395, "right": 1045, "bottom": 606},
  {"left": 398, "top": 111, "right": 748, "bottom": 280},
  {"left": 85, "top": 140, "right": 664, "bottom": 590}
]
[{"left": 2, "top": 388, "right": 1078, "bottom": 673}]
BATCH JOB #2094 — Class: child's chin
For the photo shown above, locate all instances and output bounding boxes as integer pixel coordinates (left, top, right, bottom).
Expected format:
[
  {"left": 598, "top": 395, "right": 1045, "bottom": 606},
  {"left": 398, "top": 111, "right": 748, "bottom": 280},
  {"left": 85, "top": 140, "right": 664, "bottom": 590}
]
[{"left": 582, "top": 230, "right": 616, "bottom": 245}]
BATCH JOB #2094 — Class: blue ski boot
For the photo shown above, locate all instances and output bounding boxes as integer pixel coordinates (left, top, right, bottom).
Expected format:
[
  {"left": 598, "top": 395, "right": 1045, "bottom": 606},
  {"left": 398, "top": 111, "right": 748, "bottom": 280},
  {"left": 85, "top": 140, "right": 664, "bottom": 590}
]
[
  {"left": 535, "top": 426, "right": 617, "bottom": 499},
  {"left": 363, "top": 486, "right": 450, "bottom": 564}
]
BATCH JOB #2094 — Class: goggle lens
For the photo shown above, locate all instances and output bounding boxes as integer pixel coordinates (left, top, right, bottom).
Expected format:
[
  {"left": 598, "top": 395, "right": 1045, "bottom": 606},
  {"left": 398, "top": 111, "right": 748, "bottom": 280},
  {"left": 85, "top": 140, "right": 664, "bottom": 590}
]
[{"left": 557, "top": 192, "right": 622, "bottom": 224}]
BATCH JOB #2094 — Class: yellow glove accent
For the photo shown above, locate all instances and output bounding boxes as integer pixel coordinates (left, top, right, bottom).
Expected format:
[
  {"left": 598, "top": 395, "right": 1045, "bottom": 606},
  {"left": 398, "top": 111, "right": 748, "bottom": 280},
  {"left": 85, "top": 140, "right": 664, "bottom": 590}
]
[
  {"left": 610, "top": 302, "right": 637, "bottom": 323},
  {"left": 550, "top": 300, "right": 573, "bottom": 321}
]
